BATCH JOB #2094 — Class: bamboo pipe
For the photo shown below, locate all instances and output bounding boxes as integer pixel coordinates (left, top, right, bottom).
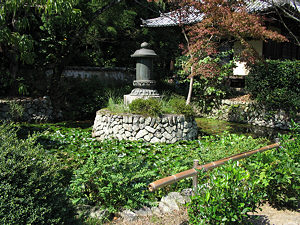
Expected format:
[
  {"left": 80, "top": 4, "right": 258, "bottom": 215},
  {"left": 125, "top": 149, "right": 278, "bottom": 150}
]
[{"left": 148, "top": 142, "right": 280, "bottom": 192}]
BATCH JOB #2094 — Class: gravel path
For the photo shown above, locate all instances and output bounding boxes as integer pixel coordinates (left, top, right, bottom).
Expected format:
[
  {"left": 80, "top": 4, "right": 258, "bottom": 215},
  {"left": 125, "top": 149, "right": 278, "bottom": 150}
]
[
  {"left": 249, "top": 203, "right": 300, "bottom": 225},
  {"left": 110, "top": 203, "right": 300, "bottom": 225}
]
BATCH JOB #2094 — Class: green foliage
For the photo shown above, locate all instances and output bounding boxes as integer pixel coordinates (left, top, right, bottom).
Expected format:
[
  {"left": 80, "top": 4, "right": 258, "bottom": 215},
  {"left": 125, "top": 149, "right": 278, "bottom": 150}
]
[
  {"left": 32, "top": 122, "right": 267, "bottom": 207},
  {"left": 127, "top": 96, "right": 195, "bottom": 117},
  {"left": 175, "top": 54, "right": 234, "bottom": 112},
  {"left": 107, "top": 97, "right": 130, "bottom": 113},
  {"left": 35, "top": 123, "right": 267, "bottom": 176},
  {"left": 166, "top": 96, "right": 195, "bottom": 117},
  {"left": 187, "top": 126, "right": 299, "bottom": 224},
  {"left": 188, "top": 161, "right": 263, "bottom": 225},
  {"left": 15, "top": 121, "right": 270, "bottom": 220},
  {"left": 106, "top": 88, "right": 131, "bottom": 113},
  {"left": 129, "top": 98, "right": 163, "bottom": 117},
  {"left": 68, "top": 151, "right": 156, "bottom": 214},
  {"left": 246, "top": 60, "right": 300, "bottom": 112},
  {"left": 16, "top": 77, "right": 29, "bottom": 96},
  {"left": 0, "top": 0, "right": 168, "bottom": 96},
  {"left": 8, "top": 101, "right": 24, "bottom": 121},
  {"left": 13, "top": 120, "right": 299, "bottom": 223},
  {"left": 0, "top": 123, "right": 77, "bottom": 225},
  {"left": 245, "top": 133, "right": 300, "bottom": 209}
]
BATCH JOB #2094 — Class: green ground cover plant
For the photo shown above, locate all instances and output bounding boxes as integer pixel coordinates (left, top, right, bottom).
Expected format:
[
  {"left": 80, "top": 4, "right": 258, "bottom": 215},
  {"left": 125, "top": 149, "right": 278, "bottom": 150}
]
[
  {"left": 0, "top": 123, "right": 78, "bottom": 224},
  {"left": 187, "top": 124, "right": 299, "bottom": 224},
  {"left": 16, "top": 121, "right": 298, "bottom": 223},
  {"left": 244, "top": 131, "right": 300, "bottom": 209},
  {"left": 188, "top": 161, "right": 264, "bottom": 225},
  {"left": 106, "top": 95, "right": 195, "bottom": 117},
  {"left": 16, "top": 122, "right": 267, "bottom": 216}
]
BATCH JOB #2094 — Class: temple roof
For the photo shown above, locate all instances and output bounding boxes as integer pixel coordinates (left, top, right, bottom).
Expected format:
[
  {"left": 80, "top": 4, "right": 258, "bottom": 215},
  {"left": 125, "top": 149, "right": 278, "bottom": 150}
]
[{"left": 142, "top": 0, "right": 300, "bottom": 27}]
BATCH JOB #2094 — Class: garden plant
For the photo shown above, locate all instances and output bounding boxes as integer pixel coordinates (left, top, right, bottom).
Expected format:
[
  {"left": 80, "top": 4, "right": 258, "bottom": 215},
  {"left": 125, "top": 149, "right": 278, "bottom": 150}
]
[{"left": 1, "top": 116, "right": 298, "bottom": 224}]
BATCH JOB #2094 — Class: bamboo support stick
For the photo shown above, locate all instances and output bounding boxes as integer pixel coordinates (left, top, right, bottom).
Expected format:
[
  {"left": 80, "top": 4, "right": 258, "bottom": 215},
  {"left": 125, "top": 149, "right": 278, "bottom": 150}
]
[
  {"left": 148, "top": 142, "right": 280, "bottom": 192},
  {"left": 192, "top": 159, "right": 199, "bottom": 196}
]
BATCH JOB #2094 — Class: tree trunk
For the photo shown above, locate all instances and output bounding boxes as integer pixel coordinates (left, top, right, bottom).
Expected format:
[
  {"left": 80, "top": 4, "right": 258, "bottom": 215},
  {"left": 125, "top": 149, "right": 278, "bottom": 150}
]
[{"left": 186, "top": 67, "right": 194, "bottom": 105}]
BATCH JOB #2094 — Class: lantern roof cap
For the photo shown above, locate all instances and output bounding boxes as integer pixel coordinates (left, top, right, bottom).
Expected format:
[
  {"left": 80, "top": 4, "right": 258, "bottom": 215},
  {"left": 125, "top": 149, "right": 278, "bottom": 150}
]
[{"left": 131, "top": 42, "right": 158, "bottom": 58}]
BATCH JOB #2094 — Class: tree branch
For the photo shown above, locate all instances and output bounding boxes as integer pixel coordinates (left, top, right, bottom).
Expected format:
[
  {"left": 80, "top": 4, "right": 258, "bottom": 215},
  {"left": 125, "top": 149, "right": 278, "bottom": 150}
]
[{"left": 274, "top": 5, "right": 300, "bottom": 46}]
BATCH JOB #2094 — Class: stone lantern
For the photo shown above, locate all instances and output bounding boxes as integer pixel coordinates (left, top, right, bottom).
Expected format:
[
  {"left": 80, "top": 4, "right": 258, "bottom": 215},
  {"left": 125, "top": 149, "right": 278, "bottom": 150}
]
[{"left": 124, "top": 42, "right": 160, "bottom": 105}]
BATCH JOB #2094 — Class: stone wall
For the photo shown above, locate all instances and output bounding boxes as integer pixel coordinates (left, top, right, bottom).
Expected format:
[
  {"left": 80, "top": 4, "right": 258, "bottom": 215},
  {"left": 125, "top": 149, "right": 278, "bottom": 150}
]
[
  {"left": 202, "top": 99, "right": 299, "bottom": 130},
  {"left": 0, "top": 96, "right": 60, "bottom": 122},
  {"left": 46, "top": 67, "right": 135, "bottom": 87},
  {"left": 92, "top": 110, "right": 198, "bottom": 143}
]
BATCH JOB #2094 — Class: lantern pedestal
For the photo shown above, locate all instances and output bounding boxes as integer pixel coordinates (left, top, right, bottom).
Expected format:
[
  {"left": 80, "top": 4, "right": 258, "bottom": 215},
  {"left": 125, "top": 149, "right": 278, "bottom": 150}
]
[
  {"left": 124, "top": 42, "right": 160, "bottom": 105},
  {"left": 124, "top": 80, "right": 160, "bottom": 105}
]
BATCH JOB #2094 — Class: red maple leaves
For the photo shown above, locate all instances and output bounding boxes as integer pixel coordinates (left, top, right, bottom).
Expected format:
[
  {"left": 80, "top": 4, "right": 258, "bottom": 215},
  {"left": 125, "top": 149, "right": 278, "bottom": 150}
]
[{"left": 148, "top": 0, "right": 287, "bottom": 78}]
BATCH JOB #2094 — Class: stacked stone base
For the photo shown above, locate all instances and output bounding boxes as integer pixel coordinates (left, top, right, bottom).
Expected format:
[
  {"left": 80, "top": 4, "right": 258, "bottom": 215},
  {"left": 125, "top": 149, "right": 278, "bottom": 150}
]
[{"left": 92, "top": 109, "right": 198, "bottom": 143}]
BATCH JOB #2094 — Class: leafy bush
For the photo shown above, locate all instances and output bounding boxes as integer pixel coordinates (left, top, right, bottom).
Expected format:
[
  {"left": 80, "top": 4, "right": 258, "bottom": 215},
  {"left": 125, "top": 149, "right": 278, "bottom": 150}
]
[
  {"left": 68, "top": 150, "right": 155, "bottom": 214},
  {"left": 174, "top": 54, "right": 233, "bottom": 112},
  {"left": 129, "top": 98, "right": 163, "bottom": 117},
  {"left": 245, "top": 132, "right": 300, "bottom": 209},
  {"left": 188, "top": 161, "right": 263, "bottom": 225},
  {"left": 128, "top": 96, "right": 195, "bottom": 117},
  {"left": 0, "top": 123, "right": 77, "bottom": 225},
  {"left": 8, "top": 101, "right": 24, "bottom": 121},
  {"left": 167, "top": 96, "right": 195, "bottom": 117},
  {"left": 246, "top": 60, "right": 300, "bottom": 112}
]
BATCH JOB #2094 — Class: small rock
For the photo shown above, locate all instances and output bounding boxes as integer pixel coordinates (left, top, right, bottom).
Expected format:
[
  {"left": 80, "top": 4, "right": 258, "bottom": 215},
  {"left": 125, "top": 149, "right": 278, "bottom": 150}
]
[
  {"left": 90, "top": 206, "right": 109, "bottom": 220},
  {"left": 150, "top": 137, "right": 160, "bottom": 143},
  {"left": 133, "top": 116, "right": 139, "bottom": 124},
  {"left": 151, "top": 206, "right": 162, "bottom": 216},
  {"left": 164, "top": 132, "right": 172, "bottom": 140},
  {"left": 135, "top": 207, "right": 152, "bottom": 217},
  {"left": 181, "top": 188, "right": 193, "bottom": 197},
  {"left": 120, "top": 209, "right": 138, "bottom": 221},
  {"left": 159, "top": 201, "right": 172, "bottom": 214},
  {"left": 167, "top": 192, "right": 186, "bottom": 205},
  {"left": 139, "top": 117, "right": 145, "bottom": 123},
  {"left": 136, "top": 129, "right": 148, "bottom": 139},
  {"left": 145, "top": 125, "right": 156, "bottom": 133},
  {"left": 160, "top": 196, "right": 180, "bottom": 211},
  {"left": 145, "top": 117, "right": 152, "bottom": 126},
  {"left": 144, "top": 134, "right": 151, "bottom": 142},
  {"left": 149, "top": 117, "right": 155, "bottom": 126}
]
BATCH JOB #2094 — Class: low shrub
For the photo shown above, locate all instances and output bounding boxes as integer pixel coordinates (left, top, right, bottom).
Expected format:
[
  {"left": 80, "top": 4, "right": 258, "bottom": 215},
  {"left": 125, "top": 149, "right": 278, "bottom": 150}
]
[
  {"left": 128, "top": 96, "right": 195, "bottom": 117},
  {"left": 167, "top": 96, "right": 195, "bottom": 117},
  {"left": 246, "top": 60, "right": 300, "bottom": 112},
  {"left": 245, "top": 132, "right": 300, "bottom": 209},
  {"left": 31, "top": 122, "right": 268, "bottom": 214},
  {"left": 188, "top": 126, "right": 299, "bottom": 224},
  {"left": 0, "top": 123, "right": 77, "bottom": 225},
  {"left": 129, "top": 98, "right": 163, "bottom": 117},
  {"left": 8, "top": 101, "right": 24, "bottom": 121},
  {"left": 68, "top": 151, "right": 156, "bottom": 214},
  {"left": 188, "top": 161, "right": 263, "bottom": 224}
]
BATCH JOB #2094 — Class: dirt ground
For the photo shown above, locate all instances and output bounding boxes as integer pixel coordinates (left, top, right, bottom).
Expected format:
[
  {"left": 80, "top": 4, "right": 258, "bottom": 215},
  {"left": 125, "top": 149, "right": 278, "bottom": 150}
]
[{"left": 110, "top": 203, "right": 300, "bottom": 225}]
